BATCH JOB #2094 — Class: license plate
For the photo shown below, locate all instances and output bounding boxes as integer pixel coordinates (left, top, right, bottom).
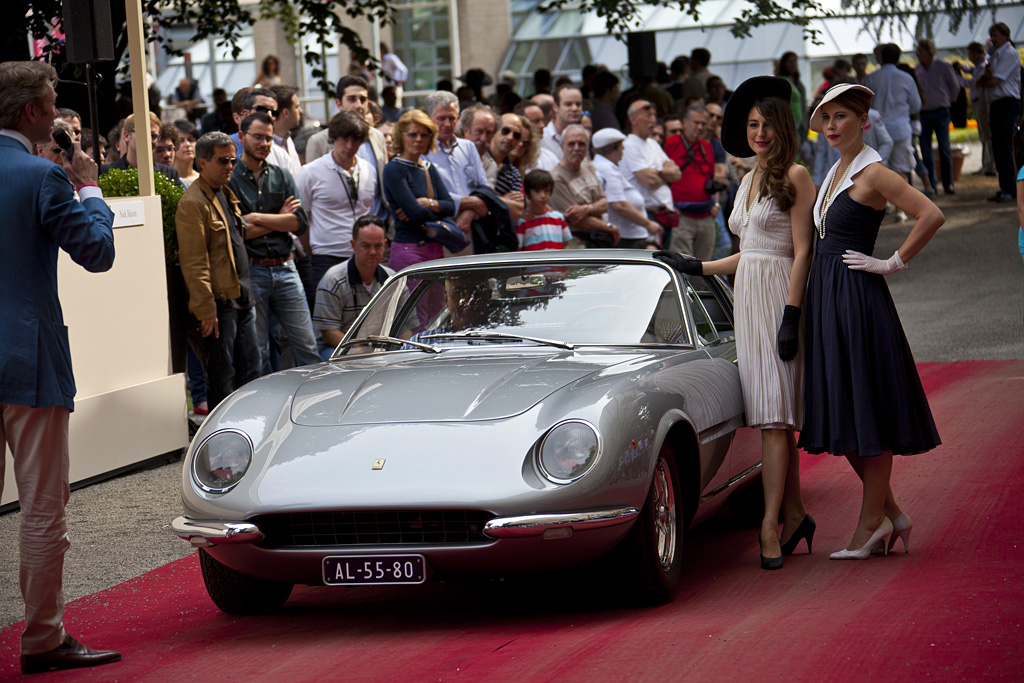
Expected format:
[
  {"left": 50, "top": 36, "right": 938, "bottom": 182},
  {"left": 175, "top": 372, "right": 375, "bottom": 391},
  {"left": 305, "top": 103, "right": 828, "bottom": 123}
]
[{"left": 322, "top": 555, "right": 426, "bottom": 585}]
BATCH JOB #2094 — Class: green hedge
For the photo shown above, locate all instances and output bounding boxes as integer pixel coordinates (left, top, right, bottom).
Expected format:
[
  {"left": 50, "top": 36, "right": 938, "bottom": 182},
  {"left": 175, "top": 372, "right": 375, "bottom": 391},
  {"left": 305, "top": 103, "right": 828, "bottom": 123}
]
[{"left": 97, "top": 168, "right": 184, "bottom": 264}]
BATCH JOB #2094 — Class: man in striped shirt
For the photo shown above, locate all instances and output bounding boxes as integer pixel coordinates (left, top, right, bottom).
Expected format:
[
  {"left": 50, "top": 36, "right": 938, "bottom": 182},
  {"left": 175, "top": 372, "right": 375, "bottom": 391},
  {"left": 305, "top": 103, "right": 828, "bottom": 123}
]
[{"left": 312, "top": 216, "right": 414, "bottom": 358}]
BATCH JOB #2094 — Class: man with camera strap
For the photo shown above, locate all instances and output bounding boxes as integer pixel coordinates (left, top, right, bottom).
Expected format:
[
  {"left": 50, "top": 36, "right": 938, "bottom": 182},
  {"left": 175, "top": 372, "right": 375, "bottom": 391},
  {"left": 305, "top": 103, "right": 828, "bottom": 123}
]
[{"left": 665, "top": 102, "right": 720, "bottom": 260}]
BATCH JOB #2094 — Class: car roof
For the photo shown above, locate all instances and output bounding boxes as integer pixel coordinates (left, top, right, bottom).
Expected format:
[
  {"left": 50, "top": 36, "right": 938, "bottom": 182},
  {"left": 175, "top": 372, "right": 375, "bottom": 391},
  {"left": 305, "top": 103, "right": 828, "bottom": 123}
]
[{"left": 394, "top": 248, "right": 671, "bottom": 277}]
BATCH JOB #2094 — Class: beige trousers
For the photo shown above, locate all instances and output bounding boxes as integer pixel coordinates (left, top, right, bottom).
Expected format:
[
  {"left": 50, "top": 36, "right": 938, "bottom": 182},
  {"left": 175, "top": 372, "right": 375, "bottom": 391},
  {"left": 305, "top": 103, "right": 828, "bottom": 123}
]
[
  {"left": 0, "top": 404, "right": 70, "bottom": 655},
  {"left": 670, "top": 214, "right": 716, "bottom": 261}
]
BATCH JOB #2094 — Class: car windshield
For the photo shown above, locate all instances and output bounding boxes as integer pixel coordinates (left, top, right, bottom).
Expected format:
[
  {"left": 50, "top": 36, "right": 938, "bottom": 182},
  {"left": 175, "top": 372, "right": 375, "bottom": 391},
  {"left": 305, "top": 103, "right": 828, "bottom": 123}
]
[{"left": 335, "top": 262, "right": 690, "bottom": 356}]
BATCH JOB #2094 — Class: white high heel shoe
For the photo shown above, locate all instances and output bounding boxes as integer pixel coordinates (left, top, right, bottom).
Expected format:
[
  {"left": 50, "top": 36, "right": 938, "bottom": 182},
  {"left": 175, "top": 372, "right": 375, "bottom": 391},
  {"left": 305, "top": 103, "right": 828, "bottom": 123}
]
[
  {"left": 829, "top": 517, "right": 894, "bottom": 560},
  {"left": 888, "top": 512, "right": 912, "bottom": 553}
]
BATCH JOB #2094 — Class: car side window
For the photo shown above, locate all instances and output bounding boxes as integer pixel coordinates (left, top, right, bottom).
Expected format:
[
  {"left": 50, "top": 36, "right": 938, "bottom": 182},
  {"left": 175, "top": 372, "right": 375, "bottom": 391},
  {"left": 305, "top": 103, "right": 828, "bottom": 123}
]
[
  {"left": 642, "top": 282, "right": 690, "bottom": 344},
  {"left": 683, "top": 276, "right": 720, "bottom": 345}
]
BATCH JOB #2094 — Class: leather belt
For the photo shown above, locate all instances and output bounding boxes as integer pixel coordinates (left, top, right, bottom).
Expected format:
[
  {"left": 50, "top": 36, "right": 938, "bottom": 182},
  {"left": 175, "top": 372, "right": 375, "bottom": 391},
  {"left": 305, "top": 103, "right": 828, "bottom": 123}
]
[{"left": 249, "top": 254, "right": 292, "bottom": 267}]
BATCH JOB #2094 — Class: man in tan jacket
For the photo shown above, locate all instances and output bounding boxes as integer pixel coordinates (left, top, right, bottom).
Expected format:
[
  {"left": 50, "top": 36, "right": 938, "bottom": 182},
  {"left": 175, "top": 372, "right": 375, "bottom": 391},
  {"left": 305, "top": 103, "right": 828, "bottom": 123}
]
[{"left": 175, "top": 131, "right": 259, "bottom": 408}]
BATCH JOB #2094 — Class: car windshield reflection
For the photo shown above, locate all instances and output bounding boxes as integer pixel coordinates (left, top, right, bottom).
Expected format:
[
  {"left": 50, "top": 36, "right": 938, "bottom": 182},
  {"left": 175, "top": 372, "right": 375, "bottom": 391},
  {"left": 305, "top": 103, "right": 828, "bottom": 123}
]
[{"left": 335, "top": 262, "right": 690, "bottom": 356}]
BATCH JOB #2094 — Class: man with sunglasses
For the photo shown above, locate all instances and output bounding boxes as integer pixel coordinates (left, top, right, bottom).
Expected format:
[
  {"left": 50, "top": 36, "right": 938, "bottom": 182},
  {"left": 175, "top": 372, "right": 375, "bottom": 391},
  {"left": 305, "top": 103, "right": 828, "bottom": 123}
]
[
  {"left": 485, "top": 113, "right": 525, "bottom": 195},
  {"left": 175, "top": 132, "right": 260, "bottom": 408},
  {"left": 100, "top": 111, "right": 182, "bottom": 186},
  {"left": 229, "top": 112, "right": 319, "bottom": 375}
]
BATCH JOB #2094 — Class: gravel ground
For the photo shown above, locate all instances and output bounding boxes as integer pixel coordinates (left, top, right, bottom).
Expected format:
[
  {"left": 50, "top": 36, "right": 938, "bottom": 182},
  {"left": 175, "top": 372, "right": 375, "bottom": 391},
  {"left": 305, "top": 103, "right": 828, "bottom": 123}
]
[{"left": 2, "top": 141, "right": 1021, "bottom": 629}]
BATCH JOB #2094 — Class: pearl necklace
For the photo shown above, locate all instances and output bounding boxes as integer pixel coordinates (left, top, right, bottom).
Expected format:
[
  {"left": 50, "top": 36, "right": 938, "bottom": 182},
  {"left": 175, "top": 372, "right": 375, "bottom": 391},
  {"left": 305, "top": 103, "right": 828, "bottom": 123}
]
[
  {"left": 818, "top": 144, "right": 867, "bottom": 239},
  {"left": 741, "top": 169, "right": 763, "bottom": 227}
]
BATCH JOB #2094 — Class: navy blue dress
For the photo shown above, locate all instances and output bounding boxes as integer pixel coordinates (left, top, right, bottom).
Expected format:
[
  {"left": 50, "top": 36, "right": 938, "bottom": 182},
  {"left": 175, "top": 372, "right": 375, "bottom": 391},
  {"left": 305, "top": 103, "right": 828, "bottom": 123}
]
[{"left": 798, "top": 190, "right": 940, "bottom": 457}]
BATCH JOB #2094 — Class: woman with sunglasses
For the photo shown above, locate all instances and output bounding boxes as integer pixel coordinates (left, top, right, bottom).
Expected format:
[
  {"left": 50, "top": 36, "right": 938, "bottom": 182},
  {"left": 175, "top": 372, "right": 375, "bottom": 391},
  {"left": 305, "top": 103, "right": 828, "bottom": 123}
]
[
  {"left": 799, "top": 84, "right": 942, "bottom": 559},
  {"left": 509, "top": 114, "right": 539, "bottom": 173},
  {"left": 656, "top": 76, "right": 816, "bottom": 570}
]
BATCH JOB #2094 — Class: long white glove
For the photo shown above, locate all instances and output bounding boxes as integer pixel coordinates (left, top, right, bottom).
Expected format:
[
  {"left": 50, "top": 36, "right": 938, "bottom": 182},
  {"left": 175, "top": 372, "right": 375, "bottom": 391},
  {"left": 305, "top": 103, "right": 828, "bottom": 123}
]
[{"left": 843, "top": 249, "right": 907, "bottom": 275}]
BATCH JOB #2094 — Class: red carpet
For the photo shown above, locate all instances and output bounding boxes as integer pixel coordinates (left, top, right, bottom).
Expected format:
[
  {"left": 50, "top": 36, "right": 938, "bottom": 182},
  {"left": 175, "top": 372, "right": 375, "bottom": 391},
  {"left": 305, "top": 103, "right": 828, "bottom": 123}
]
[{"left": 2, "top": 360, "right": 1021, "bottom": 681}]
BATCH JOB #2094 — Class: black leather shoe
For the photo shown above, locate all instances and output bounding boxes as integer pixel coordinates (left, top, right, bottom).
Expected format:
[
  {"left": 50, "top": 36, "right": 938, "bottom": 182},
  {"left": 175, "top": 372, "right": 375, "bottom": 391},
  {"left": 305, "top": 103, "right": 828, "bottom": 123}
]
[
  {"left": 780, "top": 514, "right": 816, "bottom": 556},
  {"left": 943, "top": 186, "right": 955, "bottom": 195},
  {"left": 994, "top": 192, "right": 1016, "bottom": 204},
  {"left": 759, "top": 536, "right": 784, "bottom": 570},
  {"left": 20, "top": 635, "right": 121, "bottom": 674}
]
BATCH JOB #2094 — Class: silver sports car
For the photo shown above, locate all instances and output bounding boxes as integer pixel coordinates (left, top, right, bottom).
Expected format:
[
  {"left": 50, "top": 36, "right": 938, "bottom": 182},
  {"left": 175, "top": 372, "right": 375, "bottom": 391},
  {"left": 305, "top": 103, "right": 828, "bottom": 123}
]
[{"left": 170, "top": 250, "right": 760, "bottom": 613}]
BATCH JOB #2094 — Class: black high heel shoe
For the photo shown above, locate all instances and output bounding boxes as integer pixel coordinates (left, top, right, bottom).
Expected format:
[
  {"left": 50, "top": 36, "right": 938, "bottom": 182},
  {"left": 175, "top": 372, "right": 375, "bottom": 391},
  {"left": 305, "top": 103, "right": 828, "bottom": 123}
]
[
  {"left": 759, "top": 536, "right": 783, "bottom": 570},
  {"left": 780, "top": 514, "right": 816, "bottom": 556}
]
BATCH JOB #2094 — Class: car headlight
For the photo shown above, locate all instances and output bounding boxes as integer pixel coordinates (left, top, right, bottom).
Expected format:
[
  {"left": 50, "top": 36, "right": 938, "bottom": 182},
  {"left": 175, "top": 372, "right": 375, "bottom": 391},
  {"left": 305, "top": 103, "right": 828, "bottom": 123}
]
[
  {"left": 537, "top": 419, "right": 601, "bottom": 484},
  {"left": 192, "top": 429, "right": 253, "bottom": 493}
]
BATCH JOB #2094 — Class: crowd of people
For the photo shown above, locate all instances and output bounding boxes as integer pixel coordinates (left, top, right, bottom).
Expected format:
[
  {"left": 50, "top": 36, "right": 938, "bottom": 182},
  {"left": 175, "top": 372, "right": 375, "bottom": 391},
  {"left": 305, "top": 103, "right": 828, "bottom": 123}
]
[{"left": 36, "top": 29, "right": 1016, "bottom": 420}]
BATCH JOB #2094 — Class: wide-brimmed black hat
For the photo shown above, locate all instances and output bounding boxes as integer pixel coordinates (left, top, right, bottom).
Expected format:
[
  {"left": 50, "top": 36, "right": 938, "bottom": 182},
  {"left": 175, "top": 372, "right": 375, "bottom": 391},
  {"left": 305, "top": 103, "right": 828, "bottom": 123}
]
[{"left": 721, "top": 76, "right": 793, "bottom": 157}]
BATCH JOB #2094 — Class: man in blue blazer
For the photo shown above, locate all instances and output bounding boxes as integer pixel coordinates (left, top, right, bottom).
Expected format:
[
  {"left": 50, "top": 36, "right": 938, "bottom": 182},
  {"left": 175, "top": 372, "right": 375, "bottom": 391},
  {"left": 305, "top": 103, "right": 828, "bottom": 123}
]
[{"left": 0, "top": 61, "right": 121, "bottom": 674}]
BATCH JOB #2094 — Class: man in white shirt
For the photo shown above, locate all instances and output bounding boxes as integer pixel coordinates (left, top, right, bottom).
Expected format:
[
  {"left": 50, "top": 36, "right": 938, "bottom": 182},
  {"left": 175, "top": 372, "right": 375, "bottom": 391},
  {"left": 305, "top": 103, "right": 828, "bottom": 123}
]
[
  {"left": 621, "top": 99, "right": 680, "bottom": 222},
  {"left": 422, "top": 91, "right": 490, "bottom": 234},
  {"left": 268, "top": 84, "right": 303, "bottom": 178},
  {"left": 981, "top": 22, "right": 1022, "bottom": 202},
  {"left": 540, "top": 84, "right": 583, "bottom": 162},
  {"left": 864, "top": 44, "right": 921, "bottom": 176},
  {"left": 304, "top": 75, "right": 390, "bottom": 224},
  {"left": 297, "top": 111, "right": 378, "bottom": 290}
]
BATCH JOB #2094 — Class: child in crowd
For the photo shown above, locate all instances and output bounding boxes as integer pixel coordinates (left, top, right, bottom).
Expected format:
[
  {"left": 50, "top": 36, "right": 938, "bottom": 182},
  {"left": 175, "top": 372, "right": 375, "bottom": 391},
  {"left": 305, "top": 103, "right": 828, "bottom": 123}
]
[{"left": 515, "top": 169, "right": 572, "bottom": 250}]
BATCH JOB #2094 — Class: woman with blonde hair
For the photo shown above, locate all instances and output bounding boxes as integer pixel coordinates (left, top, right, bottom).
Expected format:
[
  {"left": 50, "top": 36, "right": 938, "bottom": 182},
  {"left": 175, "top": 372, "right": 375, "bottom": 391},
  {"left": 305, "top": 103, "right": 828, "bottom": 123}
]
[
  {"left": 799, "top": 83, "right": 942, "bottom": 559},
  {"left": 656, "top": 76, "right": 816, "bottom": 570},
  {"left": 384, "top": 109, "right": 456, "bottom": 275},
  {"left": 510, "top": 114, "right": 539, "bottom": 172}
]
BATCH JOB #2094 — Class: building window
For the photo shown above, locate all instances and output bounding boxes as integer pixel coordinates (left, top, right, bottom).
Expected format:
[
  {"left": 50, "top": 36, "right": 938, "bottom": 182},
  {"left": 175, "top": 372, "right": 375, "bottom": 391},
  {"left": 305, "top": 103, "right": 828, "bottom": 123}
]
[{"left": 392, "top": 0, "right": 454, "bottom": 106}]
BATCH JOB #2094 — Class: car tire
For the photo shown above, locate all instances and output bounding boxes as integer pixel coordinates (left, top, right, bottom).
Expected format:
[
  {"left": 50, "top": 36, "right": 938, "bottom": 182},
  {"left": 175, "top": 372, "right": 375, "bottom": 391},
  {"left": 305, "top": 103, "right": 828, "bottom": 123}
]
[
  {"left": 198, "top": 548, "right": 293, "bottom": 615},
  {"left": 613, "top": 448, "right": 682, "bottom": 605}
]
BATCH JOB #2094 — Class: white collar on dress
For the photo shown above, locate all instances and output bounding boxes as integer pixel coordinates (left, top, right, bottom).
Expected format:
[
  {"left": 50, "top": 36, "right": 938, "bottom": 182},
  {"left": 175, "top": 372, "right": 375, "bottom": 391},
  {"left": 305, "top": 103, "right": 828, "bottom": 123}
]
[{"left": 813, "top": 145, "right": 882, "bottom": 229}]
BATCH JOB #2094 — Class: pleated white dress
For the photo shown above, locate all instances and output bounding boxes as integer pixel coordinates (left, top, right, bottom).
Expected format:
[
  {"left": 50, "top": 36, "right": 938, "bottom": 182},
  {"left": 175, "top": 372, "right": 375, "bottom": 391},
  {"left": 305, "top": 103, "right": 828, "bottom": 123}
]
[{"left": 727, "top": 172, "right": 803, "bottom": 430}]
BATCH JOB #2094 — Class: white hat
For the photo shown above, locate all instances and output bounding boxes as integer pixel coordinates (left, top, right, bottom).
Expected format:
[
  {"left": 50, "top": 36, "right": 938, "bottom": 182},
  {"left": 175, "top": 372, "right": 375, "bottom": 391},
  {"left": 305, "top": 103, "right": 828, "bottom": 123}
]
[
  {"left": 809, "top": 83, "right": 874, "bottom": 133},
  {"left": 592, "top": 128, "right": 626, "bottom": 150}
]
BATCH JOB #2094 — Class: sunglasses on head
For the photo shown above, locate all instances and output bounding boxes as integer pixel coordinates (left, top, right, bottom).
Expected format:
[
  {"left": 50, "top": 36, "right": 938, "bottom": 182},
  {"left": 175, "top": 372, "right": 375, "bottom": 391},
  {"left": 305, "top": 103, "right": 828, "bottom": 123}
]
[
  {"left": 215, "top": 156, "right": 237, "bottom": 166},
  {"left": 500, "top": 126, "right": 522, "bottom": 140},
  {"left": 254, "top": 105, "right": 278, "bottom": 118}
]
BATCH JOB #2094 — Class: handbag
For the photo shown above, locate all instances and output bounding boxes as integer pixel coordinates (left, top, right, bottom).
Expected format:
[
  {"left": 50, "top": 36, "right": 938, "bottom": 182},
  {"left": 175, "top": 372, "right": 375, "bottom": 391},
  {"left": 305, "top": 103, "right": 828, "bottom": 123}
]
[{"left": 422, "top": 166, "right": 470, "bottom": 252}]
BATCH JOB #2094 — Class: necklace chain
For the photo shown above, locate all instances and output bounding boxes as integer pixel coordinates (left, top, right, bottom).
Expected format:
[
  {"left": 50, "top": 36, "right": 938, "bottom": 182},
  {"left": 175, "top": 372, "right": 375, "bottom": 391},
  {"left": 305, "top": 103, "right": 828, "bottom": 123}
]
[{"left": 818, "top": 144, "right": 867, "bottom": 239}]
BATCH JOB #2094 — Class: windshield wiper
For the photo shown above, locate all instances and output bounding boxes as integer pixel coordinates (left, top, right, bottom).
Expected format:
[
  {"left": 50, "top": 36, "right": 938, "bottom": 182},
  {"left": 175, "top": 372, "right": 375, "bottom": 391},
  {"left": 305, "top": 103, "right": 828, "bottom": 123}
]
[
  {"left": 421, "top": 331, "right": 576, "bottom": 350},
  {"left": 336, "top": 335, "right": 440, "bottom": 354}
]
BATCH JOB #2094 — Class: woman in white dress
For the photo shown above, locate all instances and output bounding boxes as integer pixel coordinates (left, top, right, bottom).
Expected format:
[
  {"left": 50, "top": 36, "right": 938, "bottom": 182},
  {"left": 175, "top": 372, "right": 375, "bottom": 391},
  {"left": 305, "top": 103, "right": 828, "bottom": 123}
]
[{"left": 656, "top": 77, "right": 816, "bottom": 569}]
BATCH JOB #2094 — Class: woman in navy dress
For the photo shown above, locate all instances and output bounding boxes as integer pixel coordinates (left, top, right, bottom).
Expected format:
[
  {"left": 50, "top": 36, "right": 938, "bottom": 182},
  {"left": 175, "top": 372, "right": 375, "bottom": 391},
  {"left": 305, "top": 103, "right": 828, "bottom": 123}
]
[{"left": 800, "top": 84, "right": 943, "bottom": 559}]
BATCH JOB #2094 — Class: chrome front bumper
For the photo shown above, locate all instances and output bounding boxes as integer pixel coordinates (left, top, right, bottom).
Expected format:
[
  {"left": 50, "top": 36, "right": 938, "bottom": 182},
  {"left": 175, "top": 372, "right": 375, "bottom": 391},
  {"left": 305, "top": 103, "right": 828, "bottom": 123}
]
[
  {"left": 482, "top": 506, "right": 639, "bottom": 539},
  {"left": 169, "top": 517, "right": 264, "bottom": 547},
  {"left": 169, "top": 506, "right": 639, "bottom": 547}
]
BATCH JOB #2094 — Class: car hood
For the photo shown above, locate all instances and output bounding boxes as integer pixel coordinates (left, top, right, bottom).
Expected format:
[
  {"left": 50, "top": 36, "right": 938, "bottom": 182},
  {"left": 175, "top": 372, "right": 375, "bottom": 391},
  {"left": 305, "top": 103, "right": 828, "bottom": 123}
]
[{"left": 290, "top": 350, "right": 641, "bottom": 425}]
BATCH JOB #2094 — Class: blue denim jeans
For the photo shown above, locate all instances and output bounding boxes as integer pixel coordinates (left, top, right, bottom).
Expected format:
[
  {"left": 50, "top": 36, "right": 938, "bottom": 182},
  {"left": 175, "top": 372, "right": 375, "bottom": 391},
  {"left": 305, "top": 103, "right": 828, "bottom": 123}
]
[
  {"left": 248, "top": 260, "right": 322, "bottom": 375},
  {"left": 202, "top": 303, "right": 260, "bottom": 409},
  {"left": 919, "top": 107, "right": 953, "bottom": 191}
]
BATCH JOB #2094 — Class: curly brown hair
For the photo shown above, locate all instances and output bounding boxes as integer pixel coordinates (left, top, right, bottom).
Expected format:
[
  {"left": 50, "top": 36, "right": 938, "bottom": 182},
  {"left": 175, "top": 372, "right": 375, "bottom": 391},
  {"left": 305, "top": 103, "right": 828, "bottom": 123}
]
[{"left": 751, "top": 96, "right": 798, "bottom": 212}]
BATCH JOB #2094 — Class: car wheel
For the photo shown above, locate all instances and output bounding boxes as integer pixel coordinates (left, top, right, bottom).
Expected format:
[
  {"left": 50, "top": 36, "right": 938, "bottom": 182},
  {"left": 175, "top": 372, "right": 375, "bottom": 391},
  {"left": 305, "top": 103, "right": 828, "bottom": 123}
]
[
  {"left": 198, "top": 548, "right": 293, "bottom": 615},
  {"left": 614, "top": 449, "right": 681, "bottom": 605}
]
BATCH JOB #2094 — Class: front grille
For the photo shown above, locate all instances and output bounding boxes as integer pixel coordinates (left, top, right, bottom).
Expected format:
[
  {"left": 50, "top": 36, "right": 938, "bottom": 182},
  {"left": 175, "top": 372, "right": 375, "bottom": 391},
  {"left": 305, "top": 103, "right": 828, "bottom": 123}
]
[{"left": 254, "top": 510, "right": 493, "bottom": 547}]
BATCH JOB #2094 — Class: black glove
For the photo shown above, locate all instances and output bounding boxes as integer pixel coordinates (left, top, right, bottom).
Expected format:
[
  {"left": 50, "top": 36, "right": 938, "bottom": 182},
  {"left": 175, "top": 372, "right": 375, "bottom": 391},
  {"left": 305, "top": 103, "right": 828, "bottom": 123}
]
[
  {"left": 653, "top": 250, "right": 703, "bottom": 276},
  {"left": 777, "top": 305, "right": 801, "bottom": 361}
]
